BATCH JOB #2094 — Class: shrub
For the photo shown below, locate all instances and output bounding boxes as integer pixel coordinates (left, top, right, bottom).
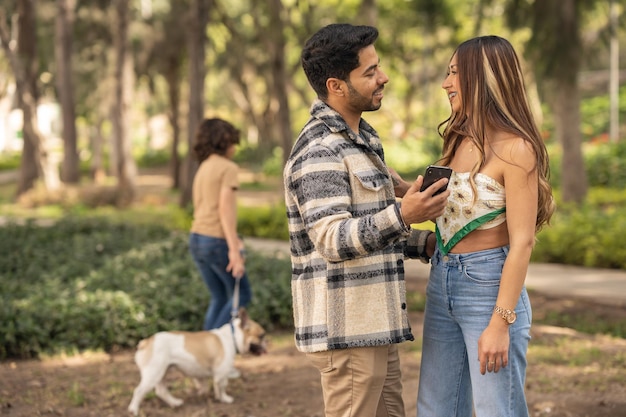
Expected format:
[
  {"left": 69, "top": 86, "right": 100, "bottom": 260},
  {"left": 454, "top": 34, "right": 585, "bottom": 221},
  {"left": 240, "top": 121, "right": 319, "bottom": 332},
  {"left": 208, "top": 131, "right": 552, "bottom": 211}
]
[
  {"left": 0, "top": 217, "right": 293, "bottom": 360},
  {"left": 532, "top": 194, "right": 626, "bottom": 269},
  {"left": 547, "top": 142, "right": 626, "bottom": 189},
  {"left": 238, "top": 204, "right": 289, "bottom": 241}
]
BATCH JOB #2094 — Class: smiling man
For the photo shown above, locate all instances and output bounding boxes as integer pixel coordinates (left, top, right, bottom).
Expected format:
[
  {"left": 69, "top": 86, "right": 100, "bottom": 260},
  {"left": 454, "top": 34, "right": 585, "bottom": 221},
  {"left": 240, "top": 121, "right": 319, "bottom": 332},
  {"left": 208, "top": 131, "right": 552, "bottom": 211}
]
[{"left": 283, "top": 23, "right": 450, "bottom": 417}]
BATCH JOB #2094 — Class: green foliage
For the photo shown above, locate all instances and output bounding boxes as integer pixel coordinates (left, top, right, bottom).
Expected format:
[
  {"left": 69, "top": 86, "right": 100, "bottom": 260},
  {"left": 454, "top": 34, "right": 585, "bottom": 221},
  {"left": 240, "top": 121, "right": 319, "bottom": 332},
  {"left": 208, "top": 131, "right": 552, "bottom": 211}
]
[
  {"left": 262, "top": 147, "right": 285, "bottom": 177},
  {"left": 546, "top": 142, "right": 626, "bottom": 189},
  {"left": 580, "top": 86, "right": 626, "bottom": 140},
  {"left": 0, "top": 218, "right": 293, "bottom": 360},
  {"left": 532, "top": 189, "right": 626, "bottom": 269},
  {"left": 238, "top": 204, "right": 289, "bottom": 241},
  {"left": 0, "top": 152, "right": 20, "bottom": 171},
  {"left": 584, "top": 142, "right": 626, "bottom": 187},
  {"left": 136, "top": 149, "right": 172, "bottom": 168},
  {"left": 244, "top": 250, "right": 293, "bottom": 331},
  {"left": 383, "top": 134, "right": 443, "bottom": 179}
]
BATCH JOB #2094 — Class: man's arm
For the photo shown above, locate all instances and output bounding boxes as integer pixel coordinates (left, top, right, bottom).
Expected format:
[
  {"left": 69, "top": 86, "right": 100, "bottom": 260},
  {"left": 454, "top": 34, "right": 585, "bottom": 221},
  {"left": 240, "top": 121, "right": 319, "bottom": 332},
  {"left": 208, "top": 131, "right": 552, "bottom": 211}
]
[{"left": 405, "top": 229, "right": 435, "bottom": 264}]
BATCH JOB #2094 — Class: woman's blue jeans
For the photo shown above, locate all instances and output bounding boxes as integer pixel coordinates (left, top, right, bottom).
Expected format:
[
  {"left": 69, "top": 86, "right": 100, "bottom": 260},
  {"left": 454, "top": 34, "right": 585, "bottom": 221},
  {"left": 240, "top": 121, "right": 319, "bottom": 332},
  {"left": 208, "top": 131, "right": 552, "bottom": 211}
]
[
  {"left": 189, "top": 233, "right": 252, "bottom": 330},
  {"left": 417, "top": 246, "right": 531, "bottom": 417}
]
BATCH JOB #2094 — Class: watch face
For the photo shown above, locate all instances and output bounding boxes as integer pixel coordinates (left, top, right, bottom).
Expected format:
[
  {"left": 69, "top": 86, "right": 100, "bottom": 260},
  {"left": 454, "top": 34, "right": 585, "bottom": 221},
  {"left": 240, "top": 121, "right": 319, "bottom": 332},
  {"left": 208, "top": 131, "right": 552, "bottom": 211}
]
[{"left": 507, "top": 311, "right": 517, "bottom": 324}]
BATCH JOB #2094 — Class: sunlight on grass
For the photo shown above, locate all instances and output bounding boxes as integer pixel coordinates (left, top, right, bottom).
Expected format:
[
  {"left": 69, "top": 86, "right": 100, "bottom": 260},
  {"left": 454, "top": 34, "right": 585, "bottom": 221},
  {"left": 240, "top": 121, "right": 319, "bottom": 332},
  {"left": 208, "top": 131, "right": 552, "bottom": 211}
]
[
  {"left": 529, "top": 336, "right": 626, "bottom": 367},
  {"left": 406, "top": 290, "right": 426, "bottom": 312},
  {"left": 67, "top": 382, "right": 86, "bottom": 406},
  {"left": 265, "top": 331, "right": 296, "bottom": 350}
]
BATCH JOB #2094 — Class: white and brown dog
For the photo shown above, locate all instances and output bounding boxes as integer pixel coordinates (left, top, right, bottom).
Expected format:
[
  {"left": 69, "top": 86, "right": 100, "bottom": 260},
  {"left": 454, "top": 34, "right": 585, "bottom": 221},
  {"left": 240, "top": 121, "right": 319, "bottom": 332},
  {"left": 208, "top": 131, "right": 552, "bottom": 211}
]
[{"left": 127, "top": 308, "right": 266, "bottom": 416}]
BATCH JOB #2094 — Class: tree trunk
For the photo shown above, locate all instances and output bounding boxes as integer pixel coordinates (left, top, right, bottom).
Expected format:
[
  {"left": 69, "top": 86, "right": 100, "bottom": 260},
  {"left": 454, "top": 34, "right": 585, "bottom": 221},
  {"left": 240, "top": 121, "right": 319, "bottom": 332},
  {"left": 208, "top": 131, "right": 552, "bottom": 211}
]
[
  {"left": 111, "top": 0, "right": 137, "bottom": 205},
  {"left": 357, "top": 0, "right": 378, "bottom": 26},
  {"left": 0, "top": 1, "right": 61, "bottom": 196},
  {"left": 524, "top": 0, "right": 588, "bottom": 204},
  {"left": 55, "top": 0, "right": 80, "bottom": 183},
  {"left": 267, "top": 0, "right": 292, "bottom": 166},
  {"left": 179, "top": 0, "right": 209, "bottom": 208},
  {"left": 549, "top": 80, "right": 588, "bottom": 203},
  {"left": 166, "top": 62, "right": 182, "bottom": 190},
  {"left": 17, "top": 133, "right": 38, "bottom": 193},
  {"left": 90, "top": 118, "right": 106, "bottom": 184}
]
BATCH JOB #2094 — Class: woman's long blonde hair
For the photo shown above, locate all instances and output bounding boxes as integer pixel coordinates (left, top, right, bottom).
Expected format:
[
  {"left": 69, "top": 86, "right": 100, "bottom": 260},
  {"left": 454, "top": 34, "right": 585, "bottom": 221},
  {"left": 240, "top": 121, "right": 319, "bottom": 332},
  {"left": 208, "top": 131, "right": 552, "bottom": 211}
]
[{"left": 438, "top": 35, "right": 555, "bottom": 231}]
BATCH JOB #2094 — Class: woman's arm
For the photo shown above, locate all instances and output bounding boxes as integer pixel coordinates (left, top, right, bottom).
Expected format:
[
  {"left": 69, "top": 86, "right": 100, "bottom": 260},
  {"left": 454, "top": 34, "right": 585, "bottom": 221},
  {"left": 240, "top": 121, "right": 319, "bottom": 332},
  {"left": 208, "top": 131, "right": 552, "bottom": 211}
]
[
  {"left": 478, "top": 138, "right": 539, "bottom": 375},
  {"left": 219, "top": 183, "right": 245, "bottom": 279}
]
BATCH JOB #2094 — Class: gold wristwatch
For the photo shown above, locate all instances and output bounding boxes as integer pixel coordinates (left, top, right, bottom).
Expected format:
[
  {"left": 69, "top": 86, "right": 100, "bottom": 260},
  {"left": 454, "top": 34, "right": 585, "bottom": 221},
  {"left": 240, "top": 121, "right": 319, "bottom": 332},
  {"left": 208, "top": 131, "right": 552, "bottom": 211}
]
[{"left": 493, "top": 305, "right": 517, "bottom": 324}]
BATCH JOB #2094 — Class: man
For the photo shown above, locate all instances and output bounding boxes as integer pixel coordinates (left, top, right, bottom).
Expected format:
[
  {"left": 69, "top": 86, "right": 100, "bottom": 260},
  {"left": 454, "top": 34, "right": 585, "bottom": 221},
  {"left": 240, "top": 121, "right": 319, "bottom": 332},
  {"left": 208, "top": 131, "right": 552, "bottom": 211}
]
[{"left": 283, "top": 23, "right": 450, "bottom": 417}]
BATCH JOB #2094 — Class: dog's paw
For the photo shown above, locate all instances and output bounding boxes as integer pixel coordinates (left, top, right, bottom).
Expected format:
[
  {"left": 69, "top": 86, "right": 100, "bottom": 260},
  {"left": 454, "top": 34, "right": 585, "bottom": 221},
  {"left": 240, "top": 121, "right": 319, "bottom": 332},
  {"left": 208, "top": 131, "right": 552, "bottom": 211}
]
[
  {"left": 127, "top": 404, "right": 139, "bottom": 416},
  {"left": 168, "top": 398, "right": 184, "bottom": 408},
  {"left": 219, "top": 394, "right": 234, "bottom": 404}
]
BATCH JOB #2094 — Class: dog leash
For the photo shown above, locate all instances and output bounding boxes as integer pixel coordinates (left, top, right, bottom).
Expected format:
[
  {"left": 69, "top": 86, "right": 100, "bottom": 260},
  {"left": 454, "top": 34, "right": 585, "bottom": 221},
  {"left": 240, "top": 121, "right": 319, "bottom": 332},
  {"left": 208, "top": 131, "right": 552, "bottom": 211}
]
[
  {"left": 230, "top": 276, "right": 241, "bottom": 321},
  {"left": 229, "top": 276, "right": 241, "bottom": 354}
]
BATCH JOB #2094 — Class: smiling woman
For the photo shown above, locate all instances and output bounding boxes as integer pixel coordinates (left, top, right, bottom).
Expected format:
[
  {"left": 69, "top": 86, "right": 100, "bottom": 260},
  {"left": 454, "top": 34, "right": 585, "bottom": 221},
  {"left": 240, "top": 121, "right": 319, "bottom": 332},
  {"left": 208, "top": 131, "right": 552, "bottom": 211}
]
[{"left": 417, "top": 35, "right": 556, "bottom": 417}]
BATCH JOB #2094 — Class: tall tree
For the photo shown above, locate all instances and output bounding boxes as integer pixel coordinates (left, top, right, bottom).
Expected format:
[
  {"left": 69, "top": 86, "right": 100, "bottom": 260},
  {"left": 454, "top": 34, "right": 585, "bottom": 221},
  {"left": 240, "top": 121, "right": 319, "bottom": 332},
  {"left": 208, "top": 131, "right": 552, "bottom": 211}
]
[
  {"left": 110, "top": 0, "right": 137, "bottom": 205},
  {"left": 0, "top": 0, "right": 61, "bottom": 196},
  {"left": 152, "top": 1, "right": 187, "bottom": 189},
  {"left": 508, "top": 0, "right": 592, "bottom": 204},
  {"left": 267, "top": 0, "right": 292, "bottom": 165},
  {"left": 55, "top": 0, "right": 79, "bottom": 183},
  {"left": 180, "top": 0, "right": 209, "bottom": 207}
]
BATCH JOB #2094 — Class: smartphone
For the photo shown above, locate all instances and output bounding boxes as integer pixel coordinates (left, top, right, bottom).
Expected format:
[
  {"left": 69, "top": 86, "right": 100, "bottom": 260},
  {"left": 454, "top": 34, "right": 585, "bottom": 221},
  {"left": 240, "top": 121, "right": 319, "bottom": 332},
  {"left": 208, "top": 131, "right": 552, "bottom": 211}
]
[{"left": 420, "top": 165, "right": 453, "bottom": 196}]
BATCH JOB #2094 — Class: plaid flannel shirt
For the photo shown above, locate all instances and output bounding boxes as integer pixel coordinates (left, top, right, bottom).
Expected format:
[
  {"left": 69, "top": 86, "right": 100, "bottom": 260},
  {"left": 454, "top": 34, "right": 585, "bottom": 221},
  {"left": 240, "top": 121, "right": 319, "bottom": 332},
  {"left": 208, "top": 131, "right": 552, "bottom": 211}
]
[{"left": 284, "top": 100, "right": 431, "bottom": 353}]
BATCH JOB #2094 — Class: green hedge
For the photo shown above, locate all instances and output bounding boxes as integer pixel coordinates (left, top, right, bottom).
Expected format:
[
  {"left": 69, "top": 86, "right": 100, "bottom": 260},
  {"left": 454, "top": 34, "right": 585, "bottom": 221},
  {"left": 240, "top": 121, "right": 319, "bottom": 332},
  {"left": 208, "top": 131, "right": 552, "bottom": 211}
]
[
  {"left": 547, "top": 141, "right": 626, "bottom": 189},
  {"left": 0, "top": 218, "right": 292, "bottom": 360},
  {"left": 532, "top": 190, "right": 626, "bottom": 269}
]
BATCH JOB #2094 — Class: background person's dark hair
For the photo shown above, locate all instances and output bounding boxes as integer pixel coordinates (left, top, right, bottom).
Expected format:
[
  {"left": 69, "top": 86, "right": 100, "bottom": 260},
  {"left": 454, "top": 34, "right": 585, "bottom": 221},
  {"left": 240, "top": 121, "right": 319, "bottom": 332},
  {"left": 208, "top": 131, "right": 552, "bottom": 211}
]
[
  {"left": 301, "top": 24, "right": 379, "bottom": 100},
  {"left": 193, "top": 118, "right": 241, "bottom": 162}
]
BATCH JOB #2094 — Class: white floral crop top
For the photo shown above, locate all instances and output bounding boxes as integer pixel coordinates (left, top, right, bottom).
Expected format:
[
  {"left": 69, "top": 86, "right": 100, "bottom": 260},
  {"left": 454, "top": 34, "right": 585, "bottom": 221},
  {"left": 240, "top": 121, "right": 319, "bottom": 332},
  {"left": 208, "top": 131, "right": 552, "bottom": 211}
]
[{"left": 435, "top": 171, "right": 506, "bottom": 255}]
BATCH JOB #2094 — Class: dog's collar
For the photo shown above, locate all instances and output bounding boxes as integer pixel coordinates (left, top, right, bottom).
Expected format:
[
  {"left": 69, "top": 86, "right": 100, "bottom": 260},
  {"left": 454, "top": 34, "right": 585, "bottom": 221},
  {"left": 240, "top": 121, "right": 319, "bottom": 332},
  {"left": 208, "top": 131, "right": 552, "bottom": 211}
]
[{"left": 230, "top": 321, "right": 240, "bottom": 354}]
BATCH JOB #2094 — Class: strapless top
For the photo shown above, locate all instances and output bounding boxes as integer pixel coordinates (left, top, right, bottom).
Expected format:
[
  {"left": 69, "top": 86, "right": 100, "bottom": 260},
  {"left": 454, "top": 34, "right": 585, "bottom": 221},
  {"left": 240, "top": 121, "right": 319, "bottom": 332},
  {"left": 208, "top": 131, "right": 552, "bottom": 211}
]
[{"left": 435, "top": 171, "right": 506, "bottom": 255}]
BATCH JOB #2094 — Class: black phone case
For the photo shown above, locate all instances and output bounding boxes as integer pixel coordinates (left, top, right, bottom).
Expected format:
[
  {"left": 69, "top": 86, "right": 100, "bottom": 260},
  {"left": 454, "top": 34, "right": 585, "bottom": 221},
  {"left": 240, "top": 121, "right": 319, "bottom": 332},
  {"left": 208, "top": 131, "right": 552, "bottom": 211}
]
[{"left": 420, "top": 165, "right": 453, "bottom": 195}]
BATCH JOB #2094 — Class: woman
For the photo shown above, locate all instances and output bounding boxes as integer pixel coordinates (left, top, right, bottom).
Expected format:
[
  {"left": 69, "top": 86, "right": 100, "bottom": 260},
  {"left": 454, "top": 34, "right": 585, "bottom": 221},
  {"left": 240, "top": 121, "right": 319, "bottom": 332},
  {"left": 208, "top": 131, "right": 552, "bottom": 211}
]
[
  {"left": 416, "top": 36, "right": 555, "bottom": 417},
  {"left": 189, "top": 118, "right": 252, "bottom": 331}
]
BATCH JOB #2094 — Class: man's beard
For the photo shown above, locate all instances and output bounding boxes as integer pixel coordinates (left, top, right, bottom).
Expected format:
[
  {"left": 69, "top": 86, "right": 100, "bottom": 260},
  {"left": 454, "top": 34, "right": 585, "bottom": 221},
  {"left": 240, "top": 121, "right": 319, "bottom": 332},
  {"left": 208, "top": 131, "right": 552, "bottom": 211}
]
[{"left": 346, "top": 81, "right": 382, "bottom": 112}]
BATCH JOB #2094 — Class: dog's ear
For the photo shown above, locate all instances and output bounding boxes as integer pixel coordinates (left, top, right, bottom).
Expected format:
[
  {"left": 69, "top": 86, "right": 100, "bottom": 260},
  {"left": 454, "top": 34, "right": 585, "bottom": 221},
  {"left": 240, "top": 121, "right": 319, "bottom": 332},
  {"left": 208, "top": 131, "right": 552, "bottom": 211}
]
[{"left": 239, "top": 307, "right": 248, "bottom": 327}]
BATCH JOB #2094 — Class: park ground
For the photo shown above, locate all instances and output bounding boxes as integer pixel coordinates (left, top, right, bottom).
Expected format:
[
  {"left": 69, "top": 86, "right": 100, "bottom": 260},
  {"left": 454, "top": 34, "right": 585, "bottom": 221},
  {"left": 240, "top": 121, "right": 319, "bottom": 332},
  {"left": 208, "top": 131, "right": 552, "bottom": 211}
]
[
  {"left": 1, "top": 169, "right": 625, "bottom": 416},
  {"left": 1, "top": 289, "right": 625, "bottom": 417}
]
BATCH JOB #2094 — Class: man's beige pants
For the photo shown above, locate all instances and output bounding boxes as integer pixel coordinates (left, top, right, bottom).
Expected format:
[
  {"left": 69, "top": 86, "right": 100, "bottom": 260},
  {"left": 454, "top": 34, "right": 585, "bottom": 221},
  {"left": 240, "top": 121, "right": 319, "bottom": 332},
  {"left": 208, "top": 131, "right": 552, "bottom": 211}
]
[{"left": 306, "top": 344, "right": 405, "bottom": 417}]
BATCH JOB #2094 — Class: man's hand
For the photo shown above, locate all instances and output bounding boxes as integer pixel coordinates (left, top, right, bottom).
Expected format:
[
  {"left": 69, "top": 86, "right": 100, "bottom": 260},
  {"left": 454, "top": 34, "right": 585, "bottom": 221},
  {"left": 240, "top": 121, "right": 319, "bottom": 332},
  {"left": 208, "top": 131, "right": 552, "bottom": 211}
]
[{"left": 400, "top": 175, "right": 450, "bottom": 225}]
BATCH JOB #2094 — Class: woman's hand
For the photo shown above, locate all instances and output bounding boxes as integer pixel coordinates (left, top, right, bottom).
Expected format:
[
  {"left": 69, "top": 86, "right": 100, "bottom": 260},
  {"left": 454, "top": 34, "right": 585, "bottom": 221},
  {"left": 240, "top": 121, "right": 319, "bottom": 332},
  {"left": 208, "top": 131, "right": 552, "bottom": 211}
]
[
  {"left": 477, "top": 320, "right": 510, "bottom": 375},
  {"left": 227, "top": 249, "right": 245, "bottom": 279},
  {"left": 388, "top": 167, "right": 410, "bottom": 198}
]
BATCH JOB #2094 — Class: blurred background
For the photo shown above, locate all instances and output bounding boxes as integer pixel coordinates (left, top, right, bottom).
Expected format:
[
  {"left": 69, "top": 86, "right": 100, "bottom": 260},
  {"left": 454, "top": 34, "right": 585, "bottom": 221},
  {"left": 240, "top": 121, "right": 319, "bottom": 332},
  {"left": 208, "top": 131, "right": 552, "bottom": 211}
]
[
  {"left": 0, "top": 0, "right": 624, "bottom": 206},
  {"left": 1, "top": 0, "right": 626, "bottom": 385}
]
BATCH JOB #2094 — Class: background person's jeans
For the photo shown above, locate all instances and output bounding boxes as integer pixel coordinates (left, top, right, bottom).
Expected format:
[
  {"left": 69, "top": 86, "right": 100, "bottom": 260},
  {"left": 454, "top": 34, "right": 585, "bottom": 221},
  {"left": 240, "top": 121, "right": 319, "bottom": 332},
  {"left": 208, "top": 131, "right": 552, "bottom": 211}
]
[
  {"left": 417, "top": 245, "right": 531, "bottom": 417},
  {"left": 189, "top": 233, "right": 252, "bottom": 330}
]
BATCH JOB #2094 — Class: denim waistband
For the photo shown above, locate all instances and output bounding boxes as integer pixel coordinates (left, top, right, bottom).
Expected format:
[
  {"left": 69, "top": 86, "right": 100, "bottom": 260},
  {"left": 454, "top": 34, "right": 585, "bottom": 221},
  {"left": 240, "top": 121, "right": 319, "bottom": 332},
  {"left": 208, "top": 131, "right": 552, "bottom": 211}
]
[{"left": 433, "top": 245, "right": 510, "bottom": 267}]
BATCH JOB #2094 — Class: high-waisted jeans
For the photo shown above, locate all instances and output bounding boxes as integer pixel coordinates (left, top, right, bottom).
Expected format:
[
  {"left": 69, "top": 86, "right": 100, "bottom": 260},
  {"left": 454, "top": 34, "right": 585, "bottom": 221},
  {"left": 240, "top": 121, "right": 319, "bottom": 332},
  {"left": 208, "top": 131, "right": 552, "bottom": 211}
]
[
  {"left": 417, "top": 246, "right": 531, "bottom": 417},
  {"left": 189, "top": 233, "right": 252, "bottom": 330}
]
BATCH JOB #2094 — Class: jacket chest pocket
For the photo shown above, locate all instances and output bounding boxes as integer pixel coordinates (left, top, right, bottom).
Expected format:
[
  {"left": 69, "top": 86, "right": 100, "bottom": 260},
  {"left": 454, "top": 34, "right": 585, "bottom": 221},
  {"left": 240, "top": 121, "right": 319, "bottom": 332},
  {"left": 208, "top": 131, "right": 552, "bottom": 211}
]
[{"left": 353, "top": 170, "right": 387, "bottom": 193}]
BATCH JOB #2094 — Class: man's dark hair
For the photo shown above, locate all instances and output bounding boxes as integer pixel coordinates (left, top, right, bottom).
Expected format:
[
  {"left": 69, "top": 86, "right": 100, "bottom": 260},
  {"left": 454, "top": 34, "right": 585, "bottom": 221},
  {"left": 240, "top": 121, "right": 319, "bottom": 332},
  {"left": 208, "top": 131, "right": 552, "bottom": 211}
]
[{"left": 301, "top": 24, "right": 379, "bottom": 100}]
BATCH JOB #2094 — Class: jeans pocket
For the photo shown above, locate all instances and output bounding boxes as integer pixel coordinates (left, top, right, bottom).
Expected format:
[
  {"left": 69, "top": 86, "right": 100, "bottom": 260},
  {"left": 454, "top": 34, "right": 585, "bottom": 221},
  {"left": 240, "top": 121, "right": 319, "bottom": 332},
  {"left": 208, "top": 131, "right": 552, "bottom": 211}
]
[{"left": 462, "top": 263, "right": 503, "bottom": 286}]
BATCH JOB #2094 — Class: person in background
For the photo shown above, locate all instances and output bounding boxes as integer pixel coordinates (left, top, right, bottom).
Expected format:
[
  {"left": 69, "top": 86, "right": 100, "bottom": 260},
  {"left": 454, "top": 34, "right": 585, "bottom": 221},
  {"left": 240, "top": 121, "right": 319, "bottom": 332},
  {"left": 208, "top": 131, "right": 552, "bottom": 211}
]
[
  {"left": 189, "top": 118, "right": 252, "bottom": 331},
  {"left": 283, "top": 23, "right": 449, "bottom": 417},
  {"left": 416, "top": 35, "right": 556, "bottom": 417}
]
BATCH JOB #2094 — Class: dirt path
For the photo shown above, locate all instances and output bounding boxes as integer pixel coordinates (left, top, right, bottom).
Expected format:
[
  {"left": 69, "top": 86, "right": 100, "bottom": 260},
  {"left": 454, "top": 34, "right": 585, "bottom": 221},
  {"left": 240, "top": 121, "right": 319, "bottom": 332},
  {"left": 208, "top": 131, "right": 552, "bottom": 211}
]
[{"left": 1, "top": 301, "right": 625, "bottom": 417}]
